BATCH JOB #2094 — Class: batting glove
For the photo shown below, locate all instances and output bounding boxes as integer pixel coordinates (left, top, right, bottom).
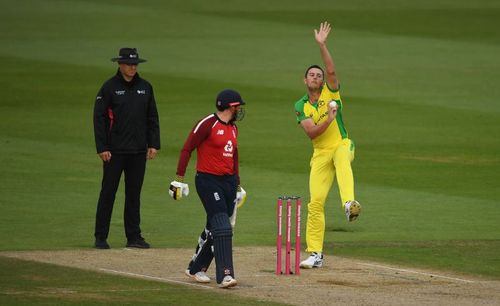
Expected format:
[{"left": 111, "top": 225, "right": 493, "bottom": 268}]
[
  {"left": 169, "top": 180, "right": 189, "bottom": 200},
  {"left": 235, "top": 186, "right": 246, "bottom": 208}
]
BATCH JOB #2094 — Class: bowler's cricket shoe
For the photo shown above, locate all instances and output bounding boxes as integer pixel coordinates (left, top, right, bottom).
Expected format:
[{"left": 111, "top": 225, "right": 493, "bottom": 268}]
[
  {"left": 218, "top": 275, "right": 237, "bottom": 288},
  {"left": 300, "top": 252, "right": 323, "bottom": 269},
  {"left": 345, "top": 200, "right": 361, "bottom": 222},
  {"left": 185, "top": 269, "right": 211, "bottom": 283}
]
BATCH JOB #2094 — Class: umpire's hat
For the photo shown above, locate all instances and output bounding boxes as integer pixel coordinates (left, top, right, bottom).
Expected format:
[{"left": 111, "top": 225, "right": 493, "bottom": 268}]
[
  {"left": 216, "top": 89, "right": 245, "bottom": 111},
  {"left": 111, "top": 48, "right": 147, "bottom": 64}
]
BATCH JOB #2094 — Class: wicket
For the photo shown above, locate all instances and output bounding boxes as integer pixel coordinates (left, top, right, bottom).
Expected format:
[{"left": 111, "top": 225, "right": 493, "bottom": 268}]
[{"left": 276, "top": 196, "right": 301, "bottom": 275}]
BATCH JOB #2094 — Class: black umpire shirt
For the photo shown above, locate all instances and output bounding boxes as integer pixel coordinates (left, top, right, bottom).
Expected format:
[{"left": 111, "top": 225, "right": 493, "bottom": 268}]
[{"left": 93, "top": 70, "right": 160, "bottom": 154}]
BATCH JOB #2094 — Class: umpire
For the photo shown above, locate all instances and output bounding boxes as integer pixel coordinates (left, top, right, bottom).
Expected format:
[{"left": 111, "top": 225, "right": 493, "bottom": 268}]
[{"left": 93, "top": 48, "right": 160, "bottom": 249}]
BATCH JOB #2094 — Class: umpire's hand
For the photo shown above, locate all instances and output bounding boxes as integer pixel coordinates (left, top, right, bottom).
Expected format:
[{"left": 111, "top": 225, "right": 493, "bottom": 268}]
[
  {"left": 98, "top": 151, "right": 112, "bottom": 162},
  {"left": 147, "top": 148, "right": 157, "bottom": 160}
]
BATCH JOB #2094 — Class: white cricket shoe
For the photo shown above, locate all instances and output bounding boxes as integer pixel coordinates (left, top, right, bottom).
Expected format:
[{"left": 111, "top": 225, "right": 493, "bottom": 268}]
[
  {"left": 345, "top": 200, "right": 361, "bottom": 222},
  {"left": 219, "top": 275, "right": 237, "bottom": 288},
  {"left": 185, "top": 269, "right": 211, "bottom": 283},
  {"left": 300, "top": 252, "right": 323, "bottom": 269}
]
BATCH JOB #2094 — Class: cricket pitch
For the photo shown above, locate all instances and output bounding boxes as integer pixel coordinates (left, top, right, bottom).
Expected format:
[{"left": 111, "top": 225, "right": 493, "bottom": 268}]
[{"left": 2, "top": 246, "right": 499, "bottom": 306}]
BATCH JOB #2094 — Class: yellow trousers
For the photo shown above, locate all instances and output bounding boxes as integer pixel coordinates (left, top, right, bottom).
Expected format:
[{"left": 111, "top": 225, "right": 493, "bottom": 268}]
[{"left": 305, "top": 138, "right": 355, "bottom": 253}]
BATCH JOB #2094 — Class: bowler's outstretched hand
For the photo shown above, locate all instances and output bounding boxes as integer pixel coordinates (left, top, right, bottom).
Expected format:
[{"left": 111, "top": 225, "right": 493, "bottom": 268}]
[{"left": 314, "top": 22, "right": 331, "bottom": 45}]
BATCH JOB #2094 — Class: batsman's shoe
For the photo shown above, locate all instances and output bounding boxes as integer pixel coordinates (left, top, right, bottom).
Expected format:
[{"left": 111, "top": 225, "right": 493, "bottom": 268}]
[
  {"left": 219, "top": 275, "right": 237, "bottom": 288},
  {"left": 185, "top": 269, "right": 211, "bottom": 283},
  {"left": 126, "top": 237, "right": 150, "bottom": 249},
  {"left": 300, "top": 252, "right": 323, "bottom": 269},
  {"left": 344, "top": 200, "right": 362, "bottom": 222}
]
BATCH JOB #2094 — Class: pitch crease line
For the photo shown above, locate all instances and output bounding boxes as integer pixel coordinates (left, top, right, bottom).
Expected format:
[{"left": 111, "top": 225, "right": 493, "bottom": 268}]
[
  {"left": 98, "top": 268, "right": 214, "bottom": 289},
  {"left": 357, "top": 262, "right": 475, "bottom": 283}
]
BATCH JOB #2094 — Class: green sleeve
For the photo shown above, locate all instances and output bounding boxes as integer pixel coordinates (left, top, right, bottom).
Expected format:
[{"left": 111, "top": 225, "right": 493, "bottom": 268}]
[
  {"left": 326, "top": 82, "right": 340, "bottom": 93},
  {"left": 294, "top": 98, "right": 308, "bottom": 123}
]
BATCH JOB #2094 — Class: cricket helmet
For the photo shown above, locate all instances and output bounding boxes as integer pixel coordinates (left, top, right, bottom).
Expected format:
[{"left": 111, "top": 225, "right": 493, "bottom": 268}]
[{"left": 215, "top": 89, "right": 245, "bottom": 111}]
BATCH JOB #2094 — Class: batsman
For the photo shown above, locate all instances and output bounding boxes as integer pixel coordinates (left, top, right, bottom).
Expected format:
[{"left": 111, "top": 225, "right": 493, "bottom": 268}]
[
  {"left": 169, "top": 89, "right": 246, "bottom": 288},
  {"left": 294, "top": 22, "right": 362, "bottom": 269}
]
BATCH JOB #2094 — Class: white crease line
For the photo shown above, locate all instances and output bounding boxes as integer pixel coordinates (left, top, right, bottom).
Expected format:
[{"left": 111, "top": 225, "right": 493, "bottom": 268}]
[
  {"left": 98, "top": 268, "right": 213, "bottom": 289},
  {"left": 357, "top": 262, "right": 475, "bottom": 283}
]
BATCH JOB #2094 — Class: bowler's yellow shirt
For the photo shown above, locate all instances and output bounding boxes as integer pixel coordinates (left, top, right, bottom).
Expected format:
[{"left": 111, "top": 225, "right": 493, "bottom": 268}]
[{"left": 294, "top": 84, "right": 348, "bottom": 150}]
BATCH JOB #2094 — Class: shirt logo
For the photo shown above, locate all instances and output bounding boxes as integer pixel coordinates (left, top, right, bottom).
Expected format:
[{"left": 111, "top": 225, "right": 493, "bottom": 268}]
[
  {"left": 137, "top": 90, "right": 146, "bottom": 94},
  {"left": 318, "top": 110, "right": 329, "bottom": 122},
  {"left": 223, "top": 140, "right": 234, "bottom": 157},
  {"left": 217, "top": 129, "right": 224, "bottom": 135},
  {"left": 213, "top": 192, "right": 220, "bottom": 201},
  {"left": 224, "top": 140, "right": 233, "bottom": 152},
  {"left": 115, "top": 90, "right": 125, "bottom": 95}
]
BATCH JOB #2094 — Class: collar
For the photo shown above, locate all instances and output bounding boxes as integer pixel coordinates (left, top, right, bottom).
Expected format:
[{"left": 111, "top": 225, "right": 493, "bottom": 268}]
[{"left": 214, "top": 112, "right": 235, "bottom": 126}]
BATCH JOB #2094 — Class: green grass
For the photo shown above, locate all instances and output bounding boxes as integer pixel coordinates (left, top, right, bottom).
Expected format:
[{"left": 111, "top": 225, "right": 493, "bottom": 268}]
[{"left": 1, "top": 0, "right": 500, "bottom": 304}]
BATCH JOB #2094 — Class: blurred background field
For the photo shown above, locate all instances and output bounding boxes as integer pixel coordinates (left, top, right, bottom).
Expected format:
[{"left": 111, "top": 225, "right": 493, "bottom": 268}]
[{"left": 1, "top": 1, "right": 499, "bottom": 298}]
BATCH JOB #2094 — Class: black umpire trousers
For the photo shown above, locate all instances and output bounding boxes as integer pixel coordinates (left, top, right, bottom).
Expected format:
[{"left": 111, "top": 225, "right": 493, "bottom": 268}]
[{"left": 94, "top": 153, "right": 146, "bottom": 241}]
